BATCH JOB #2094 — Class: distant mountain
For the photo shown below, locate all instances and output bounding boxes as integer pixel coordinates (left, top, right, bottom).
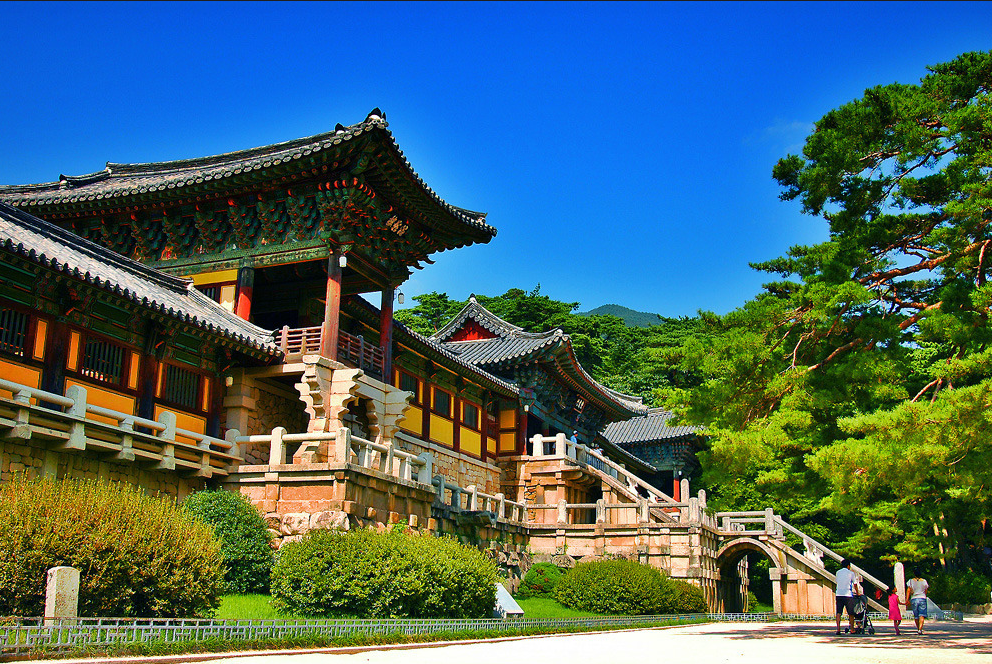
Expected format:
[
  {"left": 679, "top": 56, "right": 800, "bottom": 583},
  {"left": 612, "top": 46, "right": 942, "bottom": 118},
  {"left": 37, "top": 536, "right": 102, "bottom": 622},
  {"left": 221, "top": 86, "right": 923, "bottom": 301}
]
[{"left": 576, "top": 304, "right": 664, "bottom": 328}]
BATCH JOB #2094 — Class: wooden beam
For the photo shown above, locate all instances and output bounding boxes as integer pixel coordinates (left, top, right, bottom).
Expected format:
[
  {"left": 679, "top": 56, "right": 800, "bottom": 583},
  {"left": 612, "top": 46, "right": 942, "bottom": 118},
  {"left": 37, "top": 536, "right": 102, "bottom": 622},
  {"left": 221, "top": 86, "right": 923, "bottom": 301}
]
[
  {"left": 379, "top": 287, "right": 394, "bottom": 382},
  {"left": 320, "top": 254, "right": 342, "bottom": 359}
]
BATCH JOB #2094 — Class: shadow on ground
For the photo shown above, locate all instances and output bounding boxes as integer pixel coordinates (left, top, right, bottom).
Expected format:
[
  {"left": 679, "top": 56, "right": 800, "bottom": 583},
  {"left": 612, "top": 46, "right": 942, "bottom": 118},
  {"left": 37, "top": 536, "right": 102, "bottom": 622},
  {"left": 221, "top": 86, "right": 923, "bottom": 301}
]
[{"left": 671, "top": 621, "right": 992, "bottom": 655}]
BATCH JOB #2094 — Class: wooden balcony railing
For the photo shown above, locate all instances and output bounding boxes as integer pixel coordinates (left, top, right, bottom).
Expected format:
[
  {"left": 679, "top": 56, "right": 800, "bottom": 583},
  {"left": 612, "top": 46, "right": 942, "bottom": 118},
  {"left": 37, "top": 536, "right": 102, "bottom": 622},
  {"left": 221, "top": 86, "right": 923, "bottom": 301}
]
[
  {"left": 278, "top": 326, "right": 384, "bottom": 378},
  {"left": 337, "top": 330, "right": 384, "bottom": 378}
]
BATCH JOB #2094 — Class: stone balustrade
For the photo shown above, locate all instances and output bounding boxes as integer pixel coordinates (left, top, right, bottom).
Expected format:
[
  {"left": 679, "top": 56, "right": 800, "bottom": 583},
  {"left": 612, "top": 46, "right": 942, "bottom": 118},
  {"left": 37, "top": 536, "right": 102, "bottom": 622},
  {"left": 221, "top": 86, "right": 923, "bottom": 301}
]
[
  {"left": 232, "top": 426, "right": 433, "bottom": 485},
  {"left": 432, "top": 473, "right": 527, "bottom": 522},
  {"left": 0, "top": 377, "right": 238, "bottom": 478}
]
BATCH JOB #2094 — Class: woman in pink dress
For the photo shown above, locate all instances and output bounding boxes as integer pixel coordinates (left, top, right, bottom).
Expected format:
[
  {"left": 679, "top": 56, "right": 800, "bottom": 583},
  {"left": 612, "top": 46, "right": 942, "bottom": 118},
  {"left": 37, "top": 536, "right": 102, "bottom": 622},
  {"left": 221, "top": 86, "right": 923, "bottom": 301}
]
[{"left": 888, "top": 586, "right": 903, "bottom": 635}]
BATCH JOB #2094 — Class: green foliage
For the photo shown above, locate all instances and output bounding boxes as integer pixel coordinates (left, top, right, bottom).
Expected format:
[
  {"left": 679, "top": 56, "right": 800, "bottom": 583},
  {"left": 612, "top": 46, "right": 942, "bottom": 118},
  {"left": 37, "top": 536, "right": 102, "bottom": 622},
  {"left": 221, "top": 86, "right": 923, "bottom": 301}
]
[
  {"left": 659, "top": 578, "right": 708, "bottom": 613},
  {"left": 216, "top": 594, "right": 300, "bottom": 619},
  {"left": 653, "top": 51, "right": 992, "bottom": 582},
  {"left": 270, "top": 529, "right": 497, "bottom": 618},
  {"left": 182, "top": 490, "right": 274, "bottom": 594},
  {"left": 516, "top": 563, "right": 564, "bottom": 598},
  {"left": 0, "top": 476, "right": 223, "bottom": 617},
  {"left": 554, "top": 560, "right": 704, "bottom": 615},
  {"left": 928, "top": 569, "right": 992, "bottom": 606}
]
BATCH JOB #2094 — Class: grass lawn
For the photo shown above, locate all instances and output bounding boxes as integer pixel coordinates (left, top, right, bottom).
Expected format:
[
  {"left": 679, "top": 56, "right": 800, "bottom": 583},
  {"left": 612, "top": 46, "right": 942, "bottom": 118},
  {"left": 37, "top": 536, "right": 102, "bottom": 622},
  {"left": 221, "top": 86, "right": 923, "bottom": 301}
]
[
  {"left": 512, "top": 597, "right": 609, "bottom": 618},
  {"left": 216, "top": 594, "right": 303, "bottom": 620}
]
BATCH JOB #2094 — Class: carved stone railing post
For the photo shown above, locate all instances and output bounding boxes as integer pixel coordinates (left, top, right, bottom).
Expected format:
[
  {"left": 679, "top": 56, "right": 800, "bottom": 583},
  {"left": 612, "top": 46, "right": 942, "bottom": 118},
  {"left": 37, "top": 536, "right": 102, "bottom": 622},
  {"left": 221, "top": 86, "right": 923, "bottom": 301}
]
[
  {"left": 156, "top": 410, "right": 177, "bottom": 471},
  {"left": 65, "top": 385, "right": 87, "bottom": 451},
  {"left": 467, "top": 485, "right": 479, "bottom": 511},
  {"left": 416, "top": 452, "right": 433, "bottom": 485},
  {"left": 764, "top": 507, "right": 775, "bottom": 534},
  {"left": 555, "top": 432, "right": 567, "bottom": 457},
  {"left": 334, "top": 427, "right": 351, "bottom": 464},
  {"left": 557, "top": 498, "right": 568, "bottom": 524},
  {"left": 596, "top": 498, "right": 606, "bottom": 524},
  {"left": 496, "top": 492, "right": 506, "bottom": 520},
  {"left": 530, "top": 434, "right": 543, "bottom": 458},
  {"left": 638, "top": 498, "right": 649, "bottom": 524},
  {"left": 270, "top": 426, "right": 287, "bottom": 465}
]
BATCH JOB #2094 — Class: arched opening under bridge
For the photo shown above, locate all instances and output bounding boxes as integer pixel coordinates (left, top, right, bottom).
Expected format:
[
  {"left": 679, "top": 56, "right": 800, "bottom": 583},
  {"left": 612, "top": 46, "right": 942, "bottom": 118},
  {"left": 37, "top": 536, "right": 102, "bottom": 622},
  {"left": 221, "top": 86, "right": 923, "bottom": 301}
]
[{"left": 716, "top": 537, "right": 783, "bottom": 613}]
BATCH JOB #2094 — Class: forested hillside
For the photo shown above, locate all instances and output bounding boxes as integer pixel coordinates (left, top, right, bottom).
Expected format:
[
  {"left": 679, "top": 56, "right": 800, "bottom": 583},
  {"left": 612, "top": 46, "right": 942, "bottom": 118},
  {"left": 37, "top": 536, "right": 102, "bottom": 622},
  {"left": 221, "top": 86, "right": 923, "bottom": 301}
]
[{"left": 577, "top": 304, "right": 665, "bottom": 328}]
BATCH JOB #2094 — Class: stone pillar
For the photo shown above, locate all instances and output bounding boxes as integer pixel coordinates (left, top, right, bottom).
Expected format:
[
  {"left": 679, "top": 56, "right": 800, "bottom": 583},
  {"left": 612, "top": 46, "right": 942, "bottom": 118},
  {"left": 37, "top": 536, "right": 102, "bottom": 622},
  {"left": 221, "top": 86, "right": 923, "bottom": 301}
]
[
  {"left": 680, "top": 478, "right": 690, "bottom": 502},
  {"left": 320, "top": 254, "right": 342, "bottom": 359},
  {"left": 769, "top": 567, "right": 783, "bottom": 614},
  {"left": 45, "top": 566, "right": 79, "bottom": 626},
  {"left": 555, "top": 432, "right": 567, "bottom": 457},
  {"left": 894, "top": 562, "right": 906, "bottom": 604}
]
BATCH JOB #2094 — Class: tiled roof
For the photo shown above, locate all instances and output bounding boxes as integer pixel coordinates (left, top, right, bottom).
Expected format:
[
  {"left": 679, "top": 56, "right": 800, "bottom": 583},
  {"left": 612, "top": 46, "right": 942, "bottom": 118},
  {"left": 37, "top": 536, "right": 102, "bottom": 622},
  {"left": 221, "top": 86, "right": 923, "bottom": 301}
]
[
  {"left": 342, "top": 296, "right": 518, "bottom": 397},
  {"left": 0, "top": 201, "right": 277, "bottom": 354},
  {"left": 433, "top": 298, "right": 647, "bottom": 418},
  {"left": 432, "top": 297, "right": 524, "bottom": 341},
  {"left": 441, "top": 331, "right": 561, "bottom": 365},
  {"left": 0, "top": 110, "right": 495, "bottom": 242},
  {"left": 601, "top": 408, "right": 700, "bottom": 445}
]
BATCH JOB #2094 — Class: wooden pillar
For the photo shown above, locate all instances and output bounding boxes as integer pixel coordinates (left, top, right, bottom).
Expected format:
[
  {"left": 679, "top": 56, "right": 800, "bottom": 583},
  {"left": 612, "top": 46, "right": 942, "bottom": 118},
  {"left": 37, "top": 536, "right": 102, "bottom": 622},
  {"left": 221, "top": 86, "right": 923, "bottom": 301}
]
[
  {"left": 41, "top": 320, "right": 70, "bottom": 397},
  {"left": 234, "top": 266, "right": 254, "bottom": 321},
  {"left": 320, "top": 254, "right": 342, "bottom": 359},
  {"left": 517, "top": 406, "right": 527, "bottom": 455},
  {"left": 673, "top": 471, "right": 681, "bottom": 501},
  {"left": 379, "top": 286, "right": 394, "bottom": 381},
  {"left": 452, "top": 394, "right": 461, "bottom": 453}
]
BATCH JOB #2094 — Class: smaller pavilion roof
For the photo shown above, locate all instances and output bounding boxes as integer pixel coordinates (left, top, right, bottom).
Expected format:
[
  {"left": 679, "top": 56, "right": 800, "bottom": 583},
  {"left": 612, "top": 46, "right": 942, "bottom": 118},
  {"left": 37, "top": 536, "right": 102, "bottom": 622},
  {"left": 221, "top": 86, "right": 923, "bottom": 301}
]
[
  {"left": 601, "top": 408, "right": 699, "bottom": 445},
  {"left": 0, "top": 201, "right": 277, "bottom": 355},
  {"left": 432, "top": 298, "right": 647, "bottom": 419}
]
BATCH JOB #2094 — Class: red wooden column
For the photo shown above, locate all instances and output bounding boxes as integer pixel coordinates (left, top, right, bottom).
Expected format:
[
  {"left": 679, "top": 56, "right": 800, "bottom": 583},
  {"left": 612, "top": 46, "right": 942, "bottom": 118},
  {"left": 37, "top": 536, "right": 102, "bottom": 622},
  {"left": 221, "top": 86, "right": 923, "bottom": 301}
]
[
  {"left": 234, "top": 266, "right": 254, "bottom": 320},
  {"left": 320, "top": 254, "right": 342, "bottom": 359},
  {"left": 379, "top": 286, "right": 394, "bottom": 381}
]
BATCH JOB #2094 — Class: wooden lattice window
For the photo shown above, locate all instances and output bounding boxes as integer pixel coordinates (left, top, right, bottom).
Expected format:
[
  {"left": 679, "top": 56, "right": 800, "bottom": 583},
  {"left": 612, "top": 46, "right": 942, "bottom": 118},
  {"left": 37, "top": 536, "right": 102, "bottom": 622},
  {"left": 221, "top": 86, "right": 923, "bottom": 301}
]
[
  {"left": 432, "top": 388, "right": 451, "bottom": 418},
  {"left": 163, "top": 364, "right": 200, "bottom": 410},
  {"left": 198, "top": 285, "right": 221, "bottom": 302},
  {"left": 81, "top": 338, "right": 125, "bottom": 384},
  {"left": 399, "top": 372, "right": 419, "bottom": 403},
  {"left": 0, "top": 308, "right": 29, "bottom": 357},
  {"left": 462, "top": 402, "right": 479, "bottom": 430}
]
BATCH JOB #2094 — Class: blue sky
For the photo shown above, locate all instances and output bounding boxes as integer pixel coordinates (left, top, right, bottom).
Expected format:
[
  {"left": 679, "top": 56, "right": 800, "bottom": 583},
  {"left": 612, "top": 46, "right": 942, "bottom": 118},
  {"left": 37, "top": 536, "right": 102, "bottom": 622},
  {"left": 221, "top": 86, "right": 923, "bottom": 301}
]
[{"left": 2, "top": 2, "right": 990, "bottom": 317}]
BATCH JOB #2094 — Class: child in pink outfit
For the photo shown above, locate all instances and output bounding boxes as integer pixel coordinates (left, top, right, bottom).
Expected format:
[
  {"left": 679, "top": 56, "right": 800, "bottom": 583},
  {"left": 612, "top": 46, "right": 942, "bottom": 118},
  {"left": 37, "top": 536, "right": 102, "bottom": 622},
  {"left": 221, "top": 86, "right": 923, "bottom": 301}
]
[{"left": 888, "top": 587, "right": 903, "bottom": 635}]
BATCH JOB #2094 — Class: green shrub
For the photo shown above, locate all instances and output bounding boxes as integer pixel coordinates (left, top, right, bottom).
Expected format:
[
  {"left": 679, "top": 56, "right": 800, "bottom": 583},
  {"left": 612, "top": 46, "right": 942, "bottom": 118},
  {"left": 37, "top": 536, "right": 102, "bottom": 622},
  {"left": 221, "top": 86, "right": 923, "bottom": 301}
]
[
  {"left": 0, "top": 476, "right": 223, "bottom": 617},
  {"left": 517, "top": 563, "right": 564, "bottom": 598},
  {"left": 182, "top": 490, "right": 273, "bottom": 594},
  {"left": 555, "top": 560, "right": 666, "bottom": 615},
  {"left": 270, "top": 528, "right": 497, "bottom": 618},
  {"left": 555, "top": 559, "right": 707, "bottom": 615},
  {"left": 928, "top": 569, "right": 992, "bottom": 605},
  {"left": 659, "top": 578, "right": 708, "bottom": 613}
]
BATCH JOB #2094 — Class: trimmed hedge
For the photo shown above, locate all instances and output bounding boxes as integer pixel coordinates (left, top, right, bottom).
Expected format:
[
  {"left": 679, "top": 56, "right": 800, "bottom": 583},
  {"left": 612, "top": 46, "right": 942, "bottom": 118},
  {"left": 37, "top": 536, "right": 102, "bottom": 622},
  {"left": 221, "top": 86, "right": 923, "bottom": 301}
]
[
  {"left": 517, "top": 563, "right": 564, "bottom": 598},
  {"left": 555, "top": 559, "right": 706, "bottom": 615},
  {"left": 271, "top": 528, "right": 497, "bottom": 618},
  {"left": 0, "top": 476, "right": 223, "bottom": 617},
  {"left": 182, "top": 490, "right": 273, "bottom": 594}
]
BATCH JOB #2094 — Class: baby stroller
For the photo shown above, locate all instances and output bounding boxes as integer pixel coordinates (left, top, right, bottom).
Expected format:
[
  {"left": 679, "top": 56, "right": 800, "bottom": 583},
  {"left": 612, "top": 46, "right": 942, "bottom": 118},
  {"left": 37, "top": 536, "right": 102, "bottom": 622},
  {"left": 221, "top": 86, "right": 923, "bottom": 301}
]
[{"left": 845, "top": 595, "right": 875, "bottom": 635}]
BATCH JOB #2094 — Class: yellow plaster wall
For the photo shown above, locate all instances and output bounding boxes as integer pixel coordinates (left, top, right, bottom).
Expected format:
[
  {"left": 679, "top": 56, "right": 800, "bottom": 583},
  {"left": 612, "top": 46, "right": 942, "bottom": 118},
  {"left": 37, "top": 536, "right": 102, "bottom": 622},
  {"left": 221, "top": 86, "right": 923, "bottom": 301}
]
[
  {"left": 0, "top": 360, "right": 41, "bottom": 400},
  {"left": 429, "top": 414, "right": 453, "bottom": 446},
  {"left": 460, "top": 427, "right": 482, "bottom": 458},
  {"left": 188, "top": 269, "right": 238, "bottom": 286},
  {"left": 487, "top": 435, "right": 497, "bottom": 455},
  {"left": 32, "top": 320, "right": 46, "bottom": 360},
  {"left": 499, "top": 408, "right": 516, "bottom": 429},
  {"left": 500, "top": 431, "right": 517, "bottom": 453},
  {"left": 66, "top": 378, "right": 135, "bottom": 425},
  {"left": 154, "top": 405, "right": 207, "bottom": 446},
  {"left": 402, "top": 404, "right": 424, "bottom": 436}
]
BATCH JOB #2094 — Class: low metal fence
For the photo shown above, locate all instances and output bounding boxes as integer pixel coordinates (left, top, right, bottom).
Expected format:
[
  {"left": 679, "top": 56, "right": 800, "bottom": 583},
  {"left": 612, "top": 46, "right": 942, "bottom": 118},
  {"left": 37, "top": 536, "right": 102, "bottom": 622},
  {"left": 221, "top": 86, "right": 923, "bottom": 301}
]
[{"left": 1, "top": 614, "right": 707, "bottom": 654}]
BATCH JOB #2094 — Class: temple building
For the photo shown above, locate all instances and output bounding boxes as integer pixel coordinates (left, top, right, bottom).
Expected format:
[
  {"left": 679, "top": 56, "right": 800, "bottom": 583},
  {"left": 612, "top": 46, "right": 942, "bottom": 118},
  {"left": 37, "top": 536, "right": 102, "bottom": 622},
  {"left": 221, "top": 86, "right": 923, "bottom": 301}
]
[{"left": 0, "top": 110, "right": 654, "bottom": 520}]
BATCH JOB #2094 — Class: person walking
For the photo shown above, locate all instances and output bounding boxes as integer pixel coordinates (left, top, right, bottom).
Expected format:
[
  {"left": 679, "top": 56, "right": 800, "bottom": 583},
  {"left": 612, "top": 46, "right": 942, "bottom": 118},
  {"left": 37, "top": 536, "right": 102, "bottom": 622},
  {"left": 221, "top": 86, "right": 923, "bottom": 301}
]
[
  {"left": 887, "top": 586, "right": 902, "bottom": 635},
  {"left": 906, "top": 570, "right": 930, "bottom": 635},
  {"left": 834, "top": 559, "right": 861, "bottom": 635}
]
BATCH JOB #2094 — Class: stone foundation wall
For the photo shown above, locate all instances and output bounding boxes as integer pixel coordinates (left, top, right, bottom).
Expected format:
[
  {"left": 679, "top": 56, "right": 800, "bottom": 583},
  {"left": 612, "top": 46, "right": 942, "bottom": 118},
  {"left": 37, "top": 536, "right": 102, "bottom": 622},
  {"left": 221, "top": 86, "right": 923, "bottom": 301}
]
[
  {"left": 0, "top": 439, "right": 204, "bottom": 498},
  {"left": 237, "top": 380, "right": 309, "bottom": 465},
  {"left": 395, "top": 433, "right": 500, "bottom": 494}
]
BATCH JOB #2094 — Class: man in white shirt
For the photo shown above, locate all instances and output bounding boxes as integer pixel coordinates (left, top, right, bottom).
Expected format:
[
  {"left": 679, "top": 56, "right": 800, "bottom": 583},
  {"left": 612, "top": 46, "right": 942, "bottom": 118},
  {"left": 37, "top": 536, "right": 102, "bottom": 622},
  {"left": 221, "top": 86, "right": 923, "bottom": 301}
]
[{"left": 835, "top": 558, "right": 861, "bottom": 635}]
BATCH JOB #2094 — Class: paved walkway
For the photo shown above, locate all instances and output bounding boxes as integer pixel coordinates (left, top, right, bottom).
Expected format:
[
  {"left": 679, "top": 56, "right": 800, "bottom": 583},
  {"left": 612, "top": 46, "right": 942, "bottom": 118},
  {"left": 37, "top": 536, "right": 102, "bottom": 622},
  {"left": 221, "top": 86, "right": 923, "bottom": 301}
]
[{"left": 190, "top": 618, "right": 992, "bottom": 664}]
